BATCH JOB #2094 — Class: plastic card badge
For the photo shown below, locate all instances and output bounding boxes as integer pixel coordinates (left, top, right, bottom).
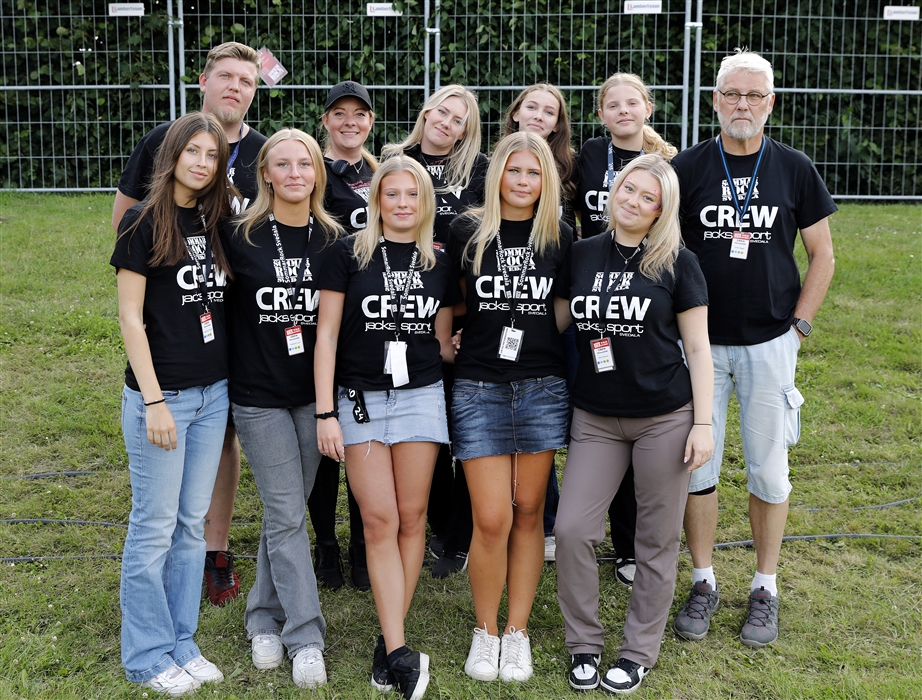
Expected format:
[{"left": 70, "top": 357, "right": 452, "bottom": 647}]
[
  {"left": 497, "top": 326, "right": 524, "bottom": 362},
  {"left": 200, "top": 312, "right": 215, "bottom": 344},
  {"left": 591, "top": 337, "right": 615, "bottom": 373},
  {"left": 384, "top": 340, "right": 409, "bottom": 387},
  {"left": 730, "top": 230, "right": 751, "bottom": 259},
  {"left": 285, "top": 325, "right": 304, "bottom": 356}
]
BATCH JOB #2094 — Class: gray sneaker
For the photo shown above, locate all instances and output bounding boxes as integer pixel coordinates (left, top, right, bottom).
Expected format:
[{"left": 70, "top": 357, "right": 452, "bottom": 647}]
[
  {"left": 740, "top": 586, "right": 779, "bottom": 647},
  {"left": 673, "top": 579, "right": 720, "bottom": 640}
]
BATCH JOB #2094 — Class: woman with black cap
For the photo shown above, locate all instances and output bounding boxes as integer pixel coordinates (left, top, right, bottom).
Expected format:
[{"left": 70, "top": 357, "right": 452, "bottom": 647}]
[{"left": 307, "top": 80, "right": 379, "bottom": 592}]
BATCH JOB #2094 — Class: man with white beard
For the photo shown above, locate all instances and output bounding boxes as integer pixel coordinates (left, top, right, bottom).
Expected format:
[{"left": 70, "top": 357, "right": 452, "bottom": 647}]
[{"left": 670, "top": 49, "right": 836, "bottom": 648}]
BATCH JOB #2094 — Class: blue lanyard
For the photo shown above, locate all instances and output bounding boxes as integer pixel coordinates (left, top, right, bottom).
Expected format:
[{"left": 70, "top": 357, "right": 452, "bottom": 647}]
[
  {"left": 603, "top": 141, "right": 643, "bottom": 189},
  {"left": 226, "top": 124, "right": 244, "bottom": 174},
  {"left": 717, "top": 136, "right": 765, "bottom": 228}
]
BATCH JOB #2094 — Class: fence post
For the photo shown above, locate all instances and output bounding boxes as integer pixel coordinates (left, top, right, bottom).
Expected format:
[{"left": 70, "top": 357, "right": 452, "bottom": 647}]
[
  {"left": 177, "top": 0, "right": 187, "bottom": 116},
  {"left": 691, "top": 0, "right": 703, "bottom": 145}
]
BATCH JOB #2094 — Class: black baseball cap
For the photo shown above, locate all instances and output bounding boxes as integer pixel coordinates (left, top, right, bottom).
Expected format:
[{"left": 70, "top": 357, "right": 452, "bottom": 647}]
[{"left": 324, "top": 81, "right": 373, "bottom": 111}]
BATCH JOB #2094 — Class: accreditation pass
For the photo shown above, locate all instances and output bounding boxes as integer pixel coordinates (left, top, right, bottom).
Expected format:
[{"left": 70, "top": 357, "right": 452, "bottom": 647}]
[
  {"left": 285, "top": 325, "right": 304, "bottom": 355},
  {"left": 591, "top": 337, "right": 615, "bottom": 372}
]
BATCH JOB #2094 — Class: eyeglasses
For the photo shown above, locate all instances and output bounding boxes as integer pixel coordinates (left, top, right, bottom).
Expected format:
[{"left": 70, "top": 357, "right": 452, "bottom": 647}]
[{"left": 718, "top": 90, "right": 772, "bottom": 106}]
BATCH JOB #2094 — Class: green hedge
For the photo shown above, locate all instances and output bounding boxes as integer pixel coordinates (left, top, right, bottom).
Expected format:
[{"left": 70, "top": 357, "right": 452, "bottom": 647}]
[{"left": 1, "top": 0, "right": 918, "bottom": 196}]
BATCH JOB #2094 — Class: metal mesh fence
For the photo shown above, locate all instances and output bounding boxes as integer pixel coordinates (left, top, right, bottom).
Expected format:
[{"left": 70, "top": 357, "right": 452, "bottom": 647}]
[{"left": 1, "top": 0, "right": 919, "bottom": 198}]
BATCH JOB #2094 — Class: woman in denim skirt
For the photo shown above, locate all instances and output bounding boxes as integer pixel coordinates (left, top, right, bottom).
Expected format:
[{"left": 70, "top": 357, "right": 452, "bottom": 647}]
[
  {"left": 315, "top": 156, "right": 461, "bottom": 700},
  {"left": 447, "top": 132, "right": 573, "bottom": 683},
  {"left": 222, "top": 129, "right": 344, "bottom": 688},
  {"left": 111, "top": 112, "right": 232, "bottom": 696}
]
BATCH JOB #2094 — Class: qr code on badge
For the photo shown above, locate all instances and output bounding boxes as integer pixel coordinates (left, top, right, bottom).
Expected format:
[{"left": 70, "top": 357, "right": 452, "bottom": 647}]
[{"left": 503, "top": 335, "right": 520, "bottom": 352}]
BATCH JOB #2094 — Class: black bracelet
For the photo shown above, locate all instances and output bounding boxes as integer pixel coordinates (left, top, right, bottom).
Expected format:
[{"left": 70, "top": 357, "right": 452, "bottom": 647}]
[
  {"left": 144, "top": 398, "right": 166, "bottom": 407},
  {"left": 314, "top": 410, "right": 339, "bottom": 420},
  {"left": 693, "top": 423, "right": 711, "bottom": 426}
]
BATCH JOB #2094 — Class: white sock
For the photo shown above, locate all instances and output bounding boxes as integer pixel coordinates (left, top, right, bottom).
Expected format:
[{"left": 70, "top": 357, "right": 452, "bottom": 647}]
[
  {"left": 692, "top": 567, "right": 716, "bottom": 590},
  {"left": 751, "top": 571, "right": 777, "bottom": 597}
]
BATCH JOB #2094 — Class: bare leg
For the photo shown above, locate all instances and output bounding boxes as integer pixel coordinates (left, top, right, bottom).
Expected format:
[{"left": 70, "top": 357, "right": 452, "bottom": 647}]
[
  {"left": 204, "top": 425, "right": 240, "bottom": 551},
  {"left": 346, "top": 441, "right": 437, "bottom": 653},
  {"left": 683, "top": 489, "right": 718, "bottom": 570},
  {"left": 750, "top": 495, "right": 789, "bottom": 576}
]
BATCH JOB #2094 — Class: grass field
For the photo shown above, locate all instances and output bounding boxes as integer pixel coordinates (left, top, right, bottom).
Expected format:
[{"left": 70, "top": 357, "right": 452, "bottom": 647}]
[{"left": 0, "top": 194, "right": 919, "bottom": 699}]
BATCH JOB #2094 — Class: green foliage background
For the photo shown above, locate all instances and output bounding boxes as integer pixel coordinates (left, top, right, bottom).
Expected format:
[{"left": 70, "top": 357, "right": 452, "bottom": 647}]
[{"left": 1, "top": 0, "right": 919, "bottom": 196}]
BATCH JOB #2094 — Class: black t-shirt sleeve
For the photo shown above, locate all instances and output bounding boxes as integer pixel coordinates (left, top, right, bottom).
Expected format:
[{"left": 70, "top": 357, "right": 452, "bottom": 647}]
[
  {"left": 673, "top": 249, "right": 709, "bottom": 313},
  {"left": 111, "top": 205, "right": 152, "bottom": 275},
  {"left": 319, "top": 237, "right": 353, "bottom": 293},
  {"left": 117, "top": 124, "right": 171, "bottom": 200}
]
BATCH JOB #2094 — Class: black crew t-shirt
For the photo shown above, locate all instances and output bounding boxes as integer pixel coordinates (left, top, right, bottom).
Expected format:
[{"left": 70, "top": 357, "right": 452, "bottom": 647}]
[
  {"left": 449, "top": 216, "right": 572, "bottom": 383},
  {"left": 110, "top": 204, "right": 229, "bottom": 391},
  {"left": 320, "top": 237, "right": 463, "bottom": 391},
  {"left": 576, "top": 136, "right": 643, "bottom": 239},
  {"left": 323, "top": 157, "right": 374, "bottom": 234},
  {"left": 118, "top": 122, "right": 267, "bottom": 215},
  {"left": 404, "top": 144, "right": 489, "bottom": 251},
  {"left": 673, "top": 136, "right": 837, "bottom": 346},
  {"left": 222, "top": 217, "right": 335, "bottom": 407},
  {"left": 563, "top": 233, "right": 708, "bottom": 417}
]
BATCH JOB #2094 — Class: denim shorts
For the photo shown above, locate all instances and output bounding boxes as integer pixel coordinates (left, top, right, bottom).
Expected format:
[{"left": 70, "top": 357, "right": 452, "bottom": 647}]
[
  {"left": 337, "top": 381, "right": 449, "bottom": 447},
  {"left": 451, "top": 376, "right": 570, "bottom": 461},
  {"left": 689, "top": 326, "right": 803, "bottom": 503}
]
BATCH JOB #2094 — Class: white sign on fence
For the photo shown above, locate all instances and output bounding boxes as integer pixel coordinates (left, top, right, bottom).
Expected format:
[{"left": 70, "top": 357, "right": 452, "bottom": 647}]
[
  {"left": 367, "top": 3, "right": 403, "bottom": 16},
  {"left": 108, "top": 3, "right": 144, "bottom": 16},
  {"left": 624, "top": 1, "right": 662, "bottom": 14},
  {"left": 883, "top": 6, "right": 920, "bottom": 20}
]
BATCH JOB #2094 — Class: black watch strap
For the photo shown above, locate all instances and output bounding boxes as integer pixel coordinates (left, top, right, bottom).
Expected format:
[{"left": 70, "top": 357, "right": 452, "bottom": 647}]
[{"left": 793, "top": 317, "right": 813, "bottom": 337}]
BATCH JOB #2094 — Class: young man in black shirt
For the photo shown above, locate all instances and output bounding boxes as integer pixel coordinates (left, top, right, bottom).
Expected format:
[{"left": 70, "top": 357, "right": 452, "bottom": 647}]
[
  {"left": 671, "top": 49, "right": 836, "bottom": 648},
  {"left": 112, "top": 41, "right": 267, "bottom": 606}
]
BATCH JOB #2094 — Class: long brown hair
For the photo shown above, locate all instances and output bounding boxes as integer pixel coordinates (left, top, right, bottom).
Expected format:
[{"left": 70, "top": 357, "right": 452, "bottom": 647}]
[
  {"left": 503, "top": 83, "right": 577, "bottom": 200},
  {"left": 120, "top": 112, "right": 232, "bottom": 274}
]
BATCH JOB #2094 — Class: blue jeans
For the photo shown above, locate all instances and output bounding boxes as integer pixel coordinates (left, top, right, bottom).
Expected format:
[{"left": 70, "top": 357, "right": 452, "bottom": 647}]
[
  {"left": 120, "top": 381, "right": 228, "bottom": 682},
  {"left": 233, "top": 403, "right": 326, "bottom": 657}
]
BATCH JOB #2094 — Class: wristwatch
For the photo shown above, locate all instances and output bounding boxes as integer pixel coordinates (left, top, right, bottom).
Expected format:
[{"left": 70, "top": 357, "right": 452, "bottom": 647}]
[{"left": 792, "top": 317, "right": 813, "bottom": 337}]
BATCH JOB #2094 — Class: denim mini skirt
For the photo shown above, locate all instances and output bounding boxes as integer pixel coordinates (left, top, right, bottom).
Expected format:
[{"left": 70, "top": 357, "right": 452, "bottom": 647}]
[
  {"left": 451, "top": 376, "right": 569, "bottom": 461},
  {"left": 337, "top": 380, "right": 449, "bottom": 447}
]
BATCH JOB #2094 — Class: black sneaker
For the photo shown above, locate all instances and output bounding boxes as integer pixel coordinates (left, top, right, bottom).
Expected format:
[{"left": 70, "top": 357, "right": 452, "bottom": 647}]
[
  {"left": 428, "top": 534, "right": 446, "bottom": 560},
  {"left": 431, "top": 550, "right": 468, "bottom": 579},
  {"left": 568, "top": 653, "right": 601, "bottom": 691},
  {"left": 600, "top": 657, "right": 650, "bottom": 694},
  {"left": 313, "top": 542, "right": 343, "bottom": 590},
  {"left": 614, "top": 557, "right": 636, "bottom": 586},
  {"left": 371, "top": 634, "right": 394, "bottom": 692},
  {"left": 387, "top": 645, "right": 430, "bottom": 700},
  {"left": 349, "top": 541, "right": 371, "bottom": 591}
]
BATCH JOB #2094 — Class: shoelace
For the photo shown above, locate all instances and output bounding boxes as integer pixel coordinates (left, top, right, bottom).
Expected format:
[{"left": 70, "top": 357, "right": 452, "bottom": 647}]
[
  {"left": 295, "top": 648, "right": 323, "bottom": 669},
  {"left": 684, "top": 587, "right": 715, "bottom": 619},
  {"left": 211, "top": 554, "right": 236, "bottom": 587},
  {"left": 473, "top": 626, "right": 498, "bottom": 664},
  {"left": 746, "top": 594, "right": 774, "bottom": 627},
  {"left": 503, "top": 629, "right": 527, "bottom": 666}
]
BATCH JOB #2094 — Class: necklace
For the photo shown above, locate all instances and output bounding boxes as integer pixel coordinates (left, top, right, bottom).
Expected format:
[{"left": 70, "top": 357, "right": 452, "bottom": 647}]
[{"left": 614, "top": 239, "right": 641, "bottom": 265}]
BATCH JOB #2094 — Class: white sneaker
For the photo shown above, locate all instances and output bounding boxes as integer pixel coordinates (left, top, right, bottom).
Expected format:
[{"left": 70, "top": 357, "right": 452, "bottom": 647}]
[
  {"left": 251, "top": 633, "right": 284, "bottom": 670},
  {"left": 139, "top": 664, "right": 200, "bottom": 696},
  {"left": 499, "top": 628, "right": 533, "bottom": 682},
  {"left": 181, "top": 654, "right": 224, "bottom": 684},
  {"left": 544, "top": 535, "right": 557, "bottom": 562},
  {"left": 464, "top": 625, "right": 500, "bottom": 681},
  {"left": 292, "top": 646, "right": 327, "bottom": 689}
]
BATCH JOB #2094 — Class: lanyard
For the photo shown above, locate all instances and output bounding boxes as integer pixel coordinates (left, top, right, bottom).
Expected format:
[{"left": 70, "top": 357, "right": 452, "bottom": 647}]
[
  {"left": 494, "top": 229, "right": 535, "bottom": 329},
  {"left": 183, "top": 210, "right": 214, "bottom": 314},
  {"left": 603, "top": 142, "right": 644, "bottom": 189},
  {"left": 596, "top": 232, "right": 646, "bottom": 337},
  {"left": 226, "top": 124, "right": 244, "bottom": 174},
  {"left": 268, "top": 213, "right": 313, "bottom": 302},
  {"left": 379, "top": 239, "right": 419, "bottom": 340},
  {"left": 717, "top": 135, "right": 765, "bottom": 228}
]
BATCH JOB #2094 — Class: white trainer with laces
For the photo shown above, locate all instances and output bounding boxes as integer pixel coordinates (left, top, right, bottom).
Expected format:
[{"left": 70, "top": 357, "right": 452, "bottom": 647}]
[
  {"left": 181, "top": 654, "right": 224, "bottom": 684},
  {"left": 251, "top": 633, "right": 284, "bottom": 670},
  {"left": 139, "top": 663, "right": 200, "bottom": 696},
  {"left": 292, "top": 646, "right": 327, "bottom": 688},
  {"left": 499, "top": 627, "right": 533, "bottom": 682},
  {"left": 464, "top": 625, "right": 500, "bottom": 681}
]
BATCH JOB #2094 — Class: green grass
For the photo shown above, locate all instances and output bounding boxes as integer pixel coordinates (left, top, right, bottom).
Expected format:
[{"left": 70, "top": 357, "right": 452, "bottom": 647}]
[{"left": 1, "top": 194, "right": 920, "bottom": 699}]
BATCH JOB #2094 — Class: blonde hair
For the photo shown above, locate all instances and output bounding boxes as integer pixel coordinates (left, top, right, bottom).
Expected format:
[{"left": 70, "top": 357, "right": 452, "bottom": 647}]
[
  {"left": 202, "top": 41, "right": 260, "bottom": 78},
  {"left": 716, "top": 48, "right": 775, "bottom": 93},
  {"left": 606, "top": 153, "right": 682, "bottom": 282},
  {"left": 502, "top": 83, "right": 577, "bottom": 201},
  {"left": 235, "top": 129, "right": 344, "bottom": 244},
  {"left": 381, "top": 84, "right": 482, "bottom": 192},
  {"left": 463, "top": 132, "right": 562, "bottom": 276},
  {"left": 597, "top": 73, "right": 677, "bottom": 160},
  {"left": 352, "top": 156, "right": 437, "bottom": 272}
]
